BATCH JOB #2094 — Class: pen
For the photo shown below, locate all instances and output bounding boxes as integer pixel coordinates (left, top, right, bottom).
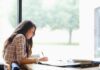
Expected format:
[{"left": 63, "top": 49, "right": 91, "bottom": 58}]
[{"left": 42, "top": 51, "right": 44, "bottom": 57}]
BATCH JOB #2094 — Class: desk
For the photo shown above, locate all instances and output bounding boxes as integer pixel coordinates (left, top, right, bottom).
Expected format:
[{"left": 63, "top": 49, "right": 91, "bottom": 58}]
[{"left": 28, "top": 64, "right": 100, "bottom": 70}]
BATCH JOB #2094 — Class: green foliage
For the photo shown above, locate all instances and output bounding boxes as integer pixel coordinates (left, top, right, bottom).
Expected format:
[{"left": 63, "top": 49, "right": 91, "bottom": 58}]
[
  {"left": 8, "top": 0, "right": 18, "bottom": 28},
  {"left": 9, "top": 9, "right": 18, "bottom": 28},
  {"left": 22, "top": 0, "right": 79, "bottom": 44},
  {"left": 0, "top": 0, "right": 18, "bottom": 28},
  {"left": 23, "top": 0, "right": 79, "bottom": 30}
]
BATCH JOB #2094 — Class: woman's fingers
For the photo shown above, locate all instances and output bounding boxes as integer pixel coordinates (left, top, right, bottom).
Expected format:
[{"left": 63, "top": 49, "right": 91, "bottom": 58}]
[{"left": 39, "top": 57, "right": 48, "bottom": 61}]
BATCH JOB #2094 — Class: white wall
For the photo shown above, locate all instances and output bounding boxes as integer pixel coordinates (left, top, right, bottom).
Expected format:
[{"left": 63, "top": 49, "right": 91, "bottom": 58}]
[{"left": 79, "top": 0, "right": 100, "bottom": 59}]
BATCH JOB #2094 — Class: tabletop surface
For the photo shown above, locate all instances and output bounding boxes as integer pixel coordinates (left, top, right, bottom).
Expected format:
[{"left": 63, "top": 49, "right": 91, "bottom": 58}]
[
  {"left": 26, "top": 58, "right": 100, "bottom": 70},
  {"left": 27, "top": 64, "right": 100, "bottom": 70}
]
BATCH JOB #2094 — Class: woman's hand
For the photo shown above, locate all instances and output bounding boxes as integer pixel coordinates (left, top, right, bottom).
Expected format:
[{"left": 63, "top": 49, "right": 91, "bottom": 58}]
[{"left": 39, "top": 57, "right": 48, "bottom": 62}]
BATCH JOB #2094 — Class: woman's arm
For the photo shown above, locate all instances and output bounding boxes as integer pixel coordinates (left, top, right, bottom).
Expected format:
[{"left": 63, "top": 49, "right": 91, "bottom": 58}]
[
  {"left": 20, "top": 57, "right": 48, "bottom": 64},
  {"left": 14, "top": 34, "right": 48, "bottom": 64},
  {"left": 20, "top": 58, "right": 36, "bottom": 64}
]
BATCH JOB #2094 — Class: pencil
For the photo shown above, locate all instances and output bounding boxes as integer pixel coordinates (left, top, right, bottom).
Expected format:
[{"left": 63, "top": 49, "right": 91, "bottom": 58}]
[{"left": 42, "top": 51, "right": 44, "bottom": 57}]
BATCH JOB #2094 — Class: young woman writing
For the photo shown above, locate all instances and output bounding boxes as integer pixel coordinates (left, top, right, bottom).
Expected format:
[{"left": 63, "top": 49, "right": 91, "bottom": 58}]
[{"left": 3, "top": 20, "right": 48, "bottom": 70}]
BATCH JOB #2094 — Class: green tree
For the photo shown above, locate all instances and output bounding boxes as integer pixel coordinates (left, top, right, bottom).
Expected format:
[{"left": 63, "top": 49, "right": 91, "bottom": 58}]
[{"left": 23, "top": 0, "right": 79, "bottom": 44}]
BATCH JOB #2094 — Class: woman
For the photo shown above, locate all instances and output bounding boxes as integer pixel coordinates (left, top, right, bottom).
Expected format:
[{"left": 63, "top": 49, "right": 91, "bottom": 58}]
[{"left": 3, "top": 20, "right": 48, "bottom": 70}]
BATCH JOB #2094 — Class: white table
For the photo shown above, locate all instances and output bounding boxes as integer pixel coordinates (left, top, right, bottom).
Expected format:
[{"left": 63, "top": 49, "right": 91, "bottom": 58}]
[{"left": 27, "top": 64, "right": 100, "bottom": 70}]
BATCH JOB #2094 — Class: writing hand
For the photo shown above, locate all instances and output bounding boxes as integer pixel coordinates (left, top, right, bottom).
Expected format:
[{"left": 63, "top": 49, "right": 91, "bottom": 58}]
[{"left": 39, "top": 57, "right": 48, "bottom": 62}]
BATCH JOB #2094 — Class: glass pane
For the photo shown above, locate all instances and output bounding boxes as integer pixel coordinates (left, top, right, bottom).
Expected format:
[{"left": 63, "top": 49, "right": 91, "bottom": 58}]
[
  {"left": 95, "top": 7, "right": 100, "bottom": 58},
  {"left": 0, "top": 0, "right": 17, "bottom": 63},
  {"left": 22, "top": 0, "right": 79, "bottom": 60}
]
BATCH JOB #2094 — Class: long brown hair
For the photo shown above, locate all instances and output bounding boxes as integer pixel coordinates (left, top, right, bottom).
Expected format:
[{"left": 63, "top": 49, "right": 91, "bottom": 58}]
[{"left": 3, "top": 20, "right": 36, "bottom": 57}]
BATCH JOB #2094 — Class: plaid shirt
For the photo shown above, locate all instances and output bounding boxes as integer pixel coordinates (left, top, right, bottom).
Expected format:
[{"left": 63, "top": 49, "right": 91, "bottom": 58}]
[{"left": 4, "top": 34, "right": 27, "bottom": 64}]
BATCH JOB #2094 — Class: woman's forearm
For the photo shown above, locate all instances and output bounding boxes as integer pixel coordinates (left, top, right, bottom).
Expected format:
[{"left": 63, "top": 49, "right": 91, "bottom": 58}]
[
  {"left": 20, "top": 58, "right": 37, "bottom": 64},
  {"left": 20, "top": 57, "right": 48, "bottom": 64}
]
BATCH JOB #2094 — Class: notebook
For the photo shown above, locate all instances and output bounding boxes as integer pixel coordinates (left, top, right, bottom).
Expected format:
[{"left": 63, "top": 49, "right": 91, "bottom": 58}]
[{"left": 38, "top": 59, "right": 99, "bottom": 68}]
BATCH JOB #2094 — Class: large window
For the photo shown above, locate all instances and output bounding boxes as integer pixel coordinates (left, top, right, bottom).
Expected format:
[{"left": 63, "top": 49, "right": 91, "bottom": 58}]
[
  {"left": 22, "top": 0, "right": 81, "bottom": 60},
  {"left": 0, "top": 0, "right": 98, "bottom": 64}
]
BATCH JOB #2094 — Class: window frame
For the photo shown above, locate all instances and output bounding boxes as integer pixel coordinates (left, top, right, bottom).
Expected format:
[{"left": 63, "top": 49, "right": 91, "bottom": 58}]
[{"left": 18, "top": 0, "right": 22, "bottom": 23}]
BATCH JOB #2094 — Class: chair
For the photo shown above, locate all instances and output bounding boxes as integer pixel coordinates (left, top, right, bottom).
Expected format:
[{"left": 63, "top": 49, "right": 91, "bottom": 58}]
[{"left": 0, "top": 64, "right": 4, "bottom": 70}]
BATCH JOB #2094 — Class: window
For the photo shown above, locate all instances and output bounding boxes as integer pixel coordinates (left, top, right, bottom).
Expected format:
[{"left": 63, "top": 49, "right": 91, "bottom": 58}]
[
  {"left": 0, "top": 0, "right": 17, "bottom": 63},
  {"left": 22, "top": 0, "right": 80, "bottom": 60},
  {"left": 0, "top": 0, "right": 97, "bottom": 63},
  {"left": 0, "top": 0, "right": 98, "bottom": 64},
  {"left": 95, "top": 7, "right": 100, "bottom": 58}
]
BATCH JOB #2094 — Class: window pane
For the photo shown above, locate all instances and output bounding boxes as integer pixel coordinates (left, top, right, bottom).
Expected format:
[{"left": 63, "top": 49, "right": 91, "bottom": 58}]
[
  {"left": 95, "top": 7, "right": 100, "bottom": 58},
  {"left": 22, "top": 0, "right": 79, "bottom": 60},
  {"left": 0, "top": 0, "right": 17, "bottom": 63}
]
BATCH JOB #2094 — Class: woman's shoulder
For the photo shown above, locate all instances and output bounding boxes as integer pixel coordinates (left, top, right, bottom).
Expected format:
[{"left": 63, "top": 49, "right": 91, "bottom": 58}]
[
  {"left": 15, "top": 34, "right": 25, "bottom": 37},
  {"left": 14, "top": 34, "right": 26, "bottom": 40}
]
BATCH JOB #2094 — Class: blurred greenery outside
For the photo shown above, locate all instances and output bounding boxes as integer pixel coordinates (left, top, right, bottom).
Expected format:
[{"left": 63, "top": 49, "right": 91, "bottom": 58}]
[
  {"left": 0, "top": 0, "right": 79, "bottom": 46},
  {"left": 0, "top": 0, "right": 17, "bottom": 62},
  {"left": 22, "top": 0, "right": 79, "bottom": 46}
]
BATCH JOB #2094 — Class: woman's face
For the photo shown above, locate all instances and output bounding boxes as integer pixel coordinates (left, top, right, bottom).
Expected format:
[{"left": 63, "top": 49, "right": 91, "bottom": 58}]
[{"left": 26, "top": 27, "right": 36, "bottom": 39}]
